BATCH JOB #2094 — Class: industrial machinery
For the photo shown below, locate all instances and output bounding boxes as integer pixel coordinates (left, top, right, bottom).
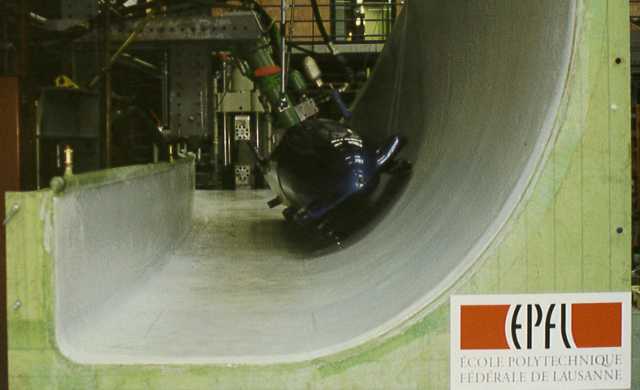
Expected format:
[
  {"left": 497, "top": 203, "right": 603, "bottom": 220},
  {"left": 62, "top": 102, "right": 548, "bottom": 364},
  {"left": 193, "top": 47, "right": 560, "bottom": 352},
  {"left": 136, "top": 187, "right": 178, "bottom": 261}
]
[
  {"left": 25, "top": 0, "right": 409, "bottom": 241},
  {"left": 223, "top": 1, "right": 410, "bottom": 239}
]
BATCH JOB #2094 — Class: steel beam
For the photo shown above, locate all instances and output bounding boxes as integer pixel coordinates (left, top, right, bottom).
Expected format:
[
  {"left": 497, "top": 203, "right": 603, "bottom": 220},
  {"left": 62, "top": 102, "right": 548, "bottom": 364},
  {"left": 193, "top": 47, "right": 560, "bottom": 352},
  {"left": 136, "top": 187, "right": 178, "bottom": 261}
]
[{"left": 79, "top": 13, "right": 262, "bottom": 44}]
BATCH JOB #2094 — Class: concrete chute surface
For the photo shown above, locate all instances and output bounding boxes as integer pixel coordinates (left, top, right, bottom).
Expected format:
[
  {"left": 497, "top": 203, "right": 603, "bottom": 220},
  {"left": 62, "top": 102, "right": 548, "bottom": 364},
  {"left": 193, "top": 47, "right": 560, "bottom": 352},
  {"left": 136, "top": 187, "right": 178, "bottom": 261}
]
[{"left": 53, "top": 0, "right": 577, "bottom": 364}]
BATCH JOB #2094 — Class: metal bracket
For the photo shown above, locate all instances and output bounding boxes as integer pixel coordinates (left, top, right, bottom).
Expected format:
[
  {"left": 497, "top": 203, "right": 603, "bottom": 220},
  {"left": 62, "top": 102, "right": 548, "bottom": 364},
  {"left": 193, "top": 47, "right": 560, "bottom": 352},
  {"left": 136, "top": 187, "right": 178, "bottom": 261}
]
[
  {"left": 294, "top": 99, "right": 320, "bottom": 122},
  {"left": 234, "top": 165, "right": 252, "bottom": 186},
  {"left": 234, "top": 115, "right": 251, "bottom": 141},
  {"left": 3, "top": 203, "right": 20, "bottom": 226}
]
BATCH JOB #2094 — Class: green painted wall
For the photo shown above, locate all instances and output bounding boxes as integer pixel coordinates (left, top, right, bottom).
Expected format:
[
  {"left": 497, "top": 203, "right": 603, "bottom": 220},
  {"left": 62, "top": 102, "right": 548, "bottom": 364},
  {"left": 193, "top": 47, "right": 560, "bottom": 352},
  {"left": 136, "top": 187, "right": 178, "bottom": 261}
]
[{"left": 5, "top": 1, "right": 634, "bottom": 389}]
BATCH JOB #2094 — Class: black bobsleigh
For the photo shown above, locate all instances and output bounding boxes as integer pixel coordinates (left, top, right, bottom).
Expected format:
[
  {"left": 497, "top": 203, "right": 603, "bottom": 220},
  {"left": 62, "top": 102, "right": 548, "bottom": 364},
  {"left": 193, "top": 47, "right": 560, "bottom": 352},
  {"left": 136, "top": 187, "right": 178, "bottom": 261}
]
[{"left": 259, "top": 118, "right": 409, "bottom": 240}]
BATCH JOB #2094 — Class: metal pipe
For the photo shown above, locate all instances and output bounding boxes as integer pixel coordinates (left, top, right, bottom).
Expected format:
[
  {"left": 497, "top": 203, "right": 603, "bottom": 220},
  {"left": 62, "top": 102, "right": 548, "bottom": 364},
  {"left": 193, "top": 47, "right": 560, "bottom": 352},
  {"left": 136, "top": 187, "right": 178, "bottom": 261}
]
[
  {"left": 56, "top": 144, "right": 61, "bottom": 169},
  {"left": 35, "top": 99, "right": 41, "bottom": 189},
  {"left": 265, "top": 113, "right": 273, "bottom": 155},
  {"left": 212, "top": 74, "right": 220, "bottom": 170},
  {"left": 221, "top": 62, "right": 230, "bottom": 167},
  {"left": 279, "top": 0, "right": 287, "bottom": 108},
  {"left": 223, "top": 114, "right": 230, "bottom": 166},
  {"left": 227, "top": 114, "right": 232, "bottom": 167},
  {"left": 117, "top": 53, "right": 162, "bottom": 78},
  {"left": 28, "top": 12, "right": 47, "bottom": 24},
  {"left": 103, "top": 2, "right": 112, "bottom": 167},
  {"left": 162, "top": 50, "right": 169, "bottom": 127},
  {"left": 255, "top": 113, "right": 260, "bottom": 153},
  {"left": 199, "top": 89, "right": 205, "bottom": 130}
]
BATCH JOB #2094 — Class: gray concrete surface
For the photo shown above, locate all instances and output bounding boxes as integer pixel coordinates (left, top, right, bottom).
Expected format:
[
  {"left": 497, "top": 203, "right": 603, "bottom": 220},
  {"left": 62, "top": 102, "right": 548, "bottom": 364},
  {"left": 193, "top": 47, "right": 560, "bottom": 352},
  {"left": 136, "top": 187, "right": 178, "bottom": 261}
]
[{"left": 54, "top": 0, "right": 577, "bottom": 364}]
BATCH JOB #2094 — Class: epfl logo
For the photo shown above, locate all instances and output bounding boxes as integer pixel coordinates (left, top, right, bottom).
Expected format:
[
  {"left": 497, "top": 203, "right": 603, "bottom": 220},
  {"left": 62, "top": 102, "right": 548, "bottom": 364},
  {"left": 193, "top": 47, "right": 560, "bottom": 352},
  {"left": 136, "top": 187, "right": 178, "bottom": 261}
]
[
  {"left": 510, "top": 304, "right": 571, "bottom": 350},
  {"left": 460, "top": 302, "right": 622, "bottom": 351}
]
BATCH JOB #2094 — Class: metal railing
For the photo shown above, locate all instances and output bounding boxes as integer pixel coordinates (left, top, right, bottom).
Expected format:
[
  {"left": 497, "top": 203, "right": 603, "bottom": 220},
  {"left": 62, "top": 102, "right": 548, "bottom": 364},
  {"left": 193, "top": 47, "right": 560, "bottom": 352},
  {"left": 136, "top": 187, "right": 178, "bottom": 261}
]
[{"left": 261, "top": 0, "right": 406, "bottom": 45}]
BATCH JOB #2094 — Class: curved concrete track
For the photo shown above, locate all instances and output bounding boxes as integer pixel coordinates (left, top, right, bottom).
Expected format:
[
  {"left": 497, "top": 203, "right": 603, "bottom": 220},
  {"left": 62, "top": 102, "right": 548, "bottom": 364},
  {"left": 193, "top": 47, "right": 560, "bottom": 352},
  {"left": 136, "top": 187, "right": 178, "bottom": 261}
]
[{"left": 55, "top": 0, "right": 577, "bottom": 364}]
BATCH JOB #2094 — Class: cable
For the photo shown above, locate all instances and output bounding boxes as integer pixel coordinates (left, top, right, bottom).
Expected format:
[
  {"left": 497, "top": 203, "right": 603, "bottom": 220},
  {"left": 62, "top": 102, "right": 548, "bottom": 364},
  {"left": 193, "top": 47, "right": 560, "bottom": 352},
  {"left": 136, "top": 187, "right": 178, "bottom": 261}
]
[
  {"left": 309, "top": 0, "right": 354, "bottom": 83},
  {"left": 88, "top": 10, "right": 156, "bottom": 89}
]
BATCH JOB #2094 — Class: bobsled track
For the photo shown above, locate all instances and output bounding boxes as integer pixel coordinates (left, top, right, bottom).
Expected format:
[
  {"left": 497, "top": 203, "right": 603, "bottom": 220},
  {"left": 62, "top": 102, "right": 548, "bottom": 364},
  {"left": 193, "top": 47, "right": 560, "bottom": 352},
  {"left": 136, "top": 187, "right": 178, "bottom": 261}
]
[
  {"left": 6, "top": 1, "right": 636, "bottom": 389},
  {"left": 55, "top": 0, "right": 579, "bottom": 364}
]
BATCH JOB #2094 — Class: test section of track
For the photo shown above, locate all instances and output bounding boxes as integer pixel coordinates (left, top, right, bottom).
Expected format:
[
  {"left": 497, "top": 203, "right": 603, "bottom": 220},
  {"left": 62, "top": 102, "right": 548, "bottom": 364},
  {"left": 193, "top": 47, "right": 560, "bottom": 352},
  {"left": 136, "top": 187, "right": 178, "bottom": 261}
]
[{"left": 54, "top": 0, "right": 577, "bottom": 364}]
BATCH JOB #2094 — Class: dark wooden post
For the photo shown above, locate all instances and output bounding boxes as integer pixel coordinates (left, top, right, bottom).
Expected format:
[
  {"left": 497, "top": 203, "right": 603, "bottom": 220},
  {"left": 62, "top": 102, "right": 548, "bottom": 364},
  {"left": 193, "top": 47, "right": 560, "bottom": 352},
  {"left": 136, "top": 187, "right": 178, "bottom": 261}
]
[{"left": 0, "top": 76, "right": 21, "bottom": 390}]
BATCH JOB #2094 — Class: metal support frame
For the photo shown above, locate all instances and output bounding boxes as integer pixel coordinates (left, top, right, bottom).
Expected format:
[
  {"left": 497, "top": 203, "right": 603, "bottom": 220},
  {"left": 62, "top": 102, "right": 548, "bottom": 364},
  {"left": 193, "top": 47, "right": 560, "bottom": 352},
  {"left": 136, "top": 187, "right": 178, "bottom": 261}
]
[
  {"left": 169, "top": 43, "right": 211, "bottom": 140},
  {"left": 55, "top": 8, "right": 304, "bottom": 189},
  {"left": 103, "top": 0, "right": 112, "bottom": 167},
  {"left": 79, "top": 13, "right": 262, "bottom": 44}
]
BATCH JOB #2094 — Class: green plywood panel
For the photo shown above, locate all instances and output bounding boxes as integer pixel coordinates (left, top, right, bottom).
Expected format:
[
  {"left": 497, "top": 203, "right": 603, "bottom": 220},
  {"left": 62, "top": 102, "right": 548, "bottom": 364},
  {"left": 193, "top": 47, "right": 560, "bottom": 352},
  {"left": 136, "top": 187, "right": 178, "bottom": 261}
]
[
  {"left": 608, "top": 0, "right": 633, "bottom": 291},
  {"left": 553, "top": 118, "right": 584, "bottom": 292},
  {"left": 498, "top": 215, "right": 528, "bottom": 293},
  {"left": 461, "top": 248, "right": 499, "bottom": 295},
  {"left": 581, "top": 22, "right": 614, "bottom": 292},
  {"left": 525, "top": 159, "right": 556, "bottom": 292}
]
